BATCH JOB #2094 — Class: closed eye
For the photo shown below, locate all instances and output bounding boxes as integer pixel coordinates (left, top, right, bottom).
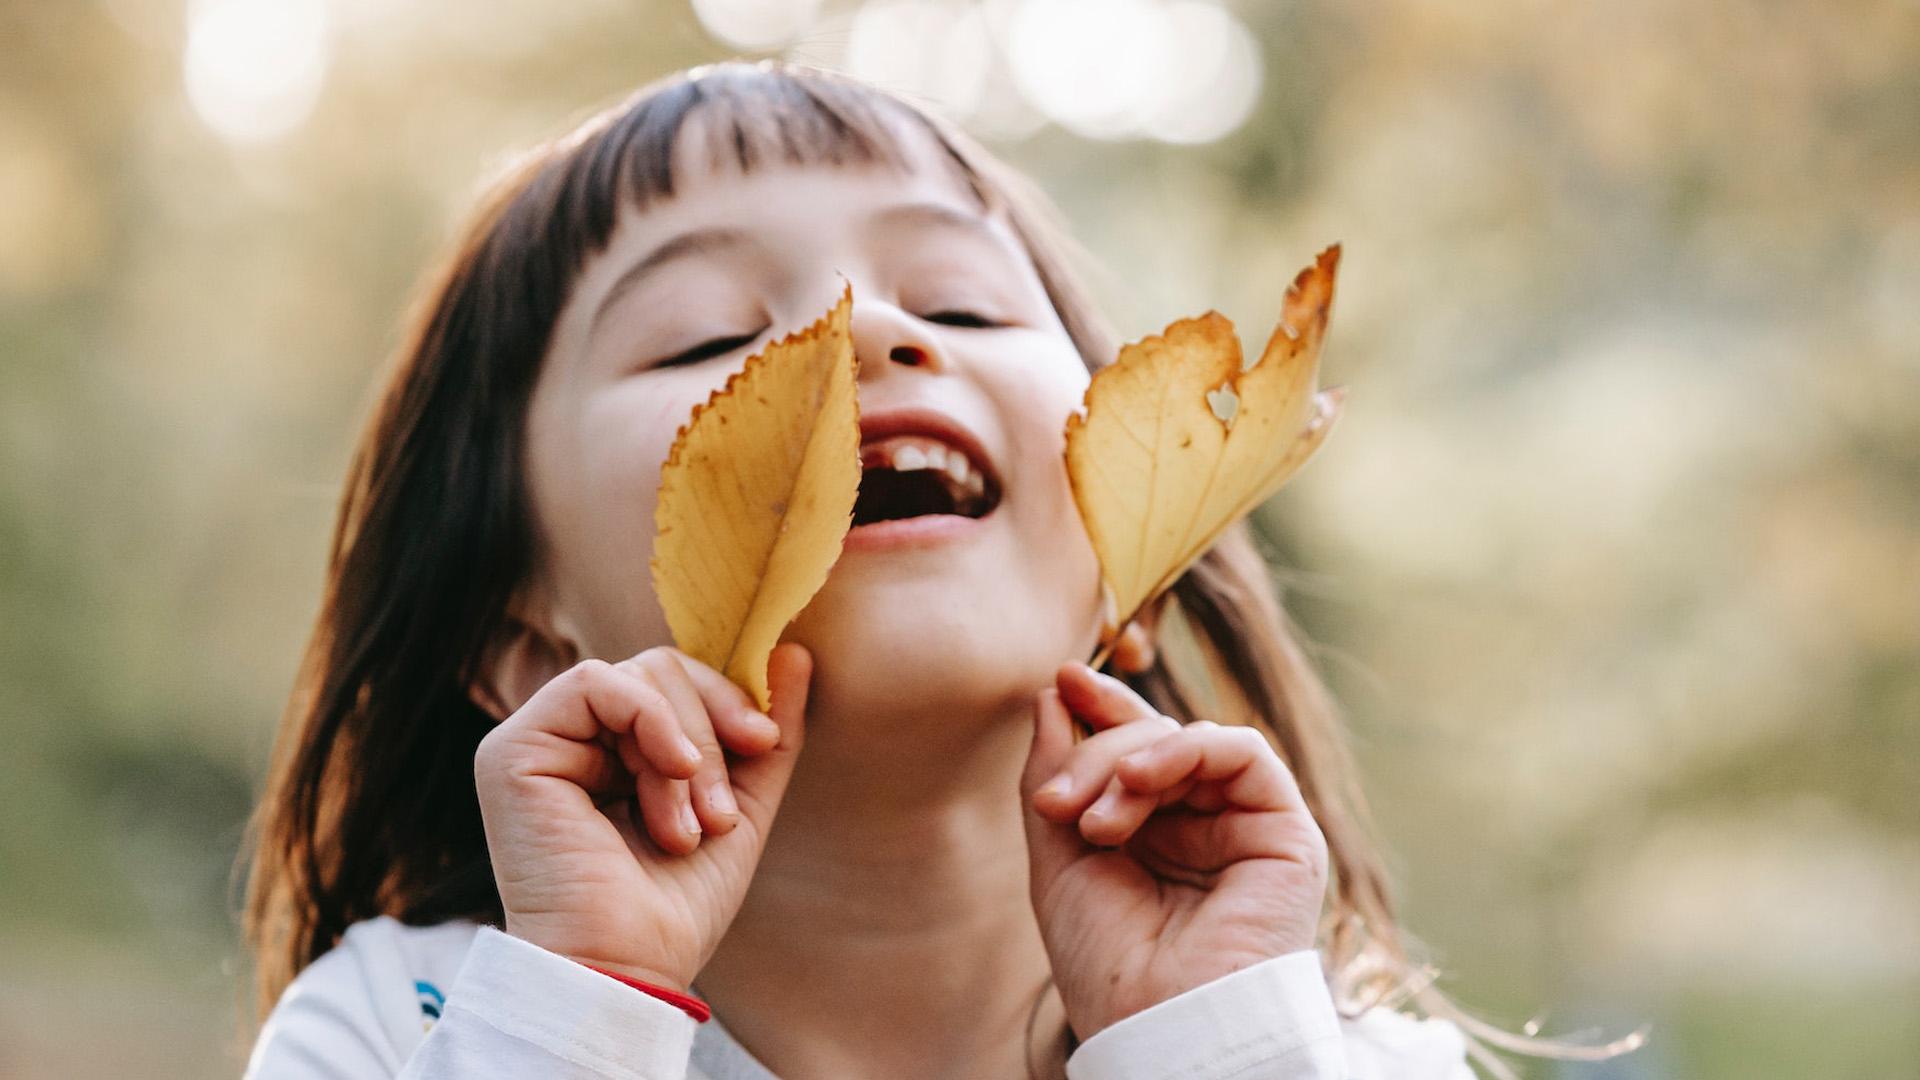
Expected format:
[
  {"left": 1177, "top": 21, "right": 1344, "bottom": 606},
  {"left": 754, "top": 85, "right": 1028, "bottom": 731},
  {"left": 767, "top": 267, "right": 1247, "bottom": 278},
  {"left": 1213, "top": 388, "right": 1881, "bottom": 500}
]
[
  {"left": 922, "top": 310, "right": 1002, "bottom": 329},
  {"left": 656, "top": 328, "right": 766, "bottom": 367}
]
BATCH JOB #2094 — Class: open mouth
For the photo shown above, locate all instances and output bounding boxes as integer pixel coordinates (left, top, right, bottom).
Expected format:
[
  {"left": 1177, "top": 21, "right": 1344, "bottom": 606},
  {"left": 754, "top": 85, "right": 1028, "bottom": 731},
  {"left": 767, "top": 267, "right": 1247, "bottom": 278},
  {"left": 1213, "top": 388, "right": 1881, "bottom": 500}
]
[{"left": 852, "top": 436, "right": 1002, "bottom": 527}]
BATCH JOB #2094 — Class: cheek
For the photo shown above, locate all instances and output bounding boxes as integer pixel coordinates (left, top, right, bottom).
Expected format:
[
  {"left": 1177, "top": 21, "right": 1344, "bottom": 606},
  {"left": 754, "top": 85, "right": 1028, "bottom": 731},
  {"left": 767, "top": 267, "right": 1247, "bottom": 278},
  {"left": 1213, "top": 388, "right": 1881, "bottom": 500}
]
[
  {"left": 999, "top": 346, "right": 1092, "bottom": 512},
  {"left": 526, "top": 376, "right": 712, "bottom": 652},
  {"left": 586, "top": 388, "right": 679, "bottom": 522},
  {"left": 991, "top": 351, "right": 1104, "bottom": 608}
]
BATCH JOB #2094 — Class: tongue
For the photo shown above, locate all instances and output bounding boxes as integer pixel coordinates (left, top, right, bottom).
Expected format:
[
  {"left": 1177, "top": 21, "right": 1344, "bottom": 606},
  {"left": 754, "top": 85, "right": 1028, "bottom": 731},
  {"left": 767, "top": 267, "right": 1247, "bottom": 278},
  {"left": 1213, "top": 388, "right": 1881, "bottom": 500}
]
[{"left": 852, "top": 469, "right": 958, "bottom": 526}]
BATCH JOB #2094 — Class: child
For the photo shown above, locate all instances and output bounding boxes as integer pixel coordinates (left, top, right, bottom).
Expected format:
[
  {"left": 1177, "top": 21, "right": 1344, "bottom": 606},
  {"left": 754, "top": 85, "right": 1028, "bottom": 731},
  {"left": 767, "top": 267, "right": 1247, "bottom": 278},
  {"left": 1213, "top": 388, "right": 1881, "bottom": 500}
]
[{"left": 239, "top": 60, "right": 1602, "bottom": 1079}]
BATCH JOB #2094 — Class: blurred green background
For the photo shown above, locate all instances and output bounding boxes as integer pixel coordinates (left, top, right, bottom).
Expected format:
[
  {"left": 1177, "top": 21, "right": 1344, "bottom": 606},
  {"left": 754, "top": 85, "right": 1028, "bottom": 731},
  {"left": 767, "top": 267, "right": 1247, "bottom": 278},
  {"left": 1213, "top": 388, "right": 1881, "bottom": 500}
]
[{"left": 2, "top": 1, "right": 1915, "bottom": 1076}]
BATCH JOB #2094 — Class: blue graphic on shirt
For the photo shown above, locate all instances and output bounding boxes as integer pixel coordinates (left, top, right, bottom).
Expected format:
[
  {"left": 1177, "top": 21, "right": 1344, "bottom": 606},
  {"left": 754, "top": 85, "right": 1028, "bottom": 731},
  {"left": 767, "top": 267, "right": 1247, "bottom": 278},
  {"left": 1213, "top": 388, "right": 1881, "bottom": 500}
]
[{"left": 415, "top": 980, "right": 445, "bottom": 1026}]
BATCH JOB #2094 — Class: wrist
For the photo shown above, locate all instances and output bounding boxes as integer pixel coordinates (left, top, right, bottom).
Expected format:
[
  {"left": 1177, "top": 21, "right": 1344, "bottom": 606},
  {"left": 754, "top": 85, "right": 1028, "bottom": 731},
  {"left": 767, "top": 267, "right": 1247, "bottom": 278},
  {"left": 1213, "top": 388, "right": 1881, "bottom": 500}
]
[
  {"left": 574, "top": 957, "right": 692, "bottom": 995},
  {"left": 581, "top": 962, "right": 713, "bottom": 1024},
  {"left": 502, "top": 914, "right": 692, "bottom": 992}
]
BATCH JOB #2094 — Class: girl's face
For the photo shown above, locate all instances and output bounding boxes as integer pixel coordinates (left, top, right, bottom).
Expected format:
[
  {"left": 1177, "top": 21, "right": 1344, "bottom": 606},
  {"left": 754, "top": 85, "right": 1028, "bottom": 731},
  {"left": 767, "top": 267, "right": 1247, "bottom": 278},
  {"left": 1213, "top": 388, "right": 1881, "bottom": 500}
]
[{"left": 522, "top": 110, "right": 1105, "bottom": 724}]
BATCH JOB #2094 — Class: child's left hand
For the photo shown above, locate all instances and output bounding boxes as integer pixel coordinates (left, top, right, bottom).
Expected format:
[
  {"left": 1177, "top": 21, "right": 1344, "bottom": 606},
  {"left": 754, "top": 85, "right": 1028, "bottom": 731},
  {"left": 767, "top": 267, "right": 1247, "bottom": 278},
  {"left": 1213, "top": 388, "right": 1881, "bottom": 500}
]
[{"left": 1021, "top": 662, "right": 1330, "bottom": 1043}]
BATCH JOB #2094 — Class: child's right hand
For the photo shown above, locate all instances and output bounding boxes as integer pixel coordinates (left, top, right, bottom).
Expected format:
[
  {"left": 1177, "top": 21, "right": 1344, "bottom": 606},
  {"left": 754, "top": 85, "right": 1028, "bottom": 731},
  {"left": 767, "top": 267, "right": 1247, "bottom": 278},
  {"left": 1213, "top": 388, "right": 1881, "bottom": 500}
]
[{"left": 474, "top": 641, "right": 811, "bottom": 992}]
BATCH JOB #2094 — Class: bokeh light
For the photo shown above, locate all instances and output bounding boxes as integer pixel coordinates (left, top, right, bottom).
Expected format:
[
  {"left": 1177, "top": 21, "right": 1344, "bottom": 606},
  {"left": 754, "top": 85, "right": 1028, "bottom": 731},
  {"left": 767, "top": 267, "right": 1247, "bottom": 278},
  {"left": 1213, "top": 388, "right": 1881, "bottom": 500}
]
[
  {"left": 847, "top": 1, "right": 994, "bottom": 121},
  {"left": 691, "top": 0, "right": 825, "bottom": 52},
  {"left": 1000, "top": 0, "right": 1261, "bottom": 142},
  {"left": 1006, "top": 0, "right": 1164, "bottom": 140},
  {"left": 182, "top": 0, "right": 331, "bottom": 145},
  {"left": 1138, "top": 1, "right": 1261, "bottom": 144}
]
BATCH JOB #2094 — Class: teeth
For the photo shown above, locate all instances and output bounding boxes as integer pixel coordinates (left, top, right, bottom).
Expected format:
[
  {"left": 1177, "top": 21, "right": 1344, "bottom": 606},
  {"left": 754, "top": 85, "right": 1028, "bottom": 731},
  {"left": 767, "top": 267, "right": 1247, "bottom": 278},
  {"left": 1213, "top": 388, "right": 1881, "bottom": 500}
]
[
  {"left": 863, "top": 433, "right": 995, "bottom": 513},
  {"left": 870, "top": 435, "right": 980, "bottom": 481}
]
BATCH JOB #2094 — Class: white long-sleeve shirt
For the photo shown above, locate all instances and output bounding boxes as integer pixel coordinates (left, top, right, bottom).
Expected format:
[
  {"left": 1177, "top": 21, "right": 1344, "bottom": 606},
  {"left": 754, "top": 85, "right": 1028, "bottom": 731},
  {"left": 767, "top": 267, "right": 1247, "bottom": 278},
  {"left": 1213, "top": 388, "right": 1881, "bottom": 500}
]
[{"left": 243, "top": 916, "right": 1476, "bottom": 1079}]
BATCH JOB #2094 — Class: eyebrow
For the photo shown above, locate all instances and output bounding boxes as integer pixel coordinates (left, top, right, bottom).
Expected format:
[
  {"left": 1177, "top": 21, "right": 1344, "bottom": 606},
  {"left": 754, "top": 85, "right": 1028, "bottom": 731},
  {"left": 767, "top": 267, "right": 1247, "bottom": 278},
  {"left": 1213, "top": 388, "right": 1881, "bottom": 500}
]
[
  {"left": 867, "top": 200, "right": 1005, "bottom": 244},
  {"left": 589, "top": 227, "right": 756, "bottom": 333}
]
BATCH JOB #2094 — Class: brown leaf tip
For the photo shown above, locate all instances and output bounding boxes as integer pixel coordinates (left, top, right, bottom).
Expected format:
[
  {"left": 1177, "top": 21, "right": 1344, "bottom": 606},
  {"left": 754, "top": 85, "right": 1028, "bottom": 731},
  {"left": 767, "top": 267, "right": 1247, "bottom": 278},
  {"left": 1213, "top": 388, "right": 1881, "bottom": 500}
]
[
  {"left": 1273, "top": 244, "right": 1340, "bottom": 348},
  {"left": 1288, "top": 246, "right": 1339, "bottom": 306}
]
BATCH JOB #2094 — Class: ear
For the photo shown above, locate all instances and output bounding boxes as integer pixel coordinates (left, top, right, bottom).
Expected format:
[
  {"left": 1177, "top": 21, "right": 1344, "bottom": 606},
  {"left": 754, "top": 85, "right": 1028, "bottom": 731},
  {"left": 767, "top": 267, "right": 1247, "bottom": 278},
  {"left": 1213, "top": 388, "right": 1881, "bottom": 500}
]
[
  {"left": 1110, "top": 596, "right": 1167, "bottom": 676},
  {"left": 467, "top": 592, "right": 581, "bottom": 723}
]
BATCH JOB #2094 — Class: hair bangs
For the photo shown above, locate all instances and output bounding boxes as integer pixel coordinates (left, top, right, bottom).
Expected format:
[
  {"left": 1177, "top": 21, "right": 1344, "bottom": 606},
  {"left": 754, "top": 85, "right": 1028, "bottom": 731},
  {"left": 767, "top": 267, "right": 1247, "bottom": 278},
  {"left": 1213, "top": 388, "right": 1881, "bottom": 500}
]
[{"left": 529, "top": 64, "right": 989, "bottom": 291}]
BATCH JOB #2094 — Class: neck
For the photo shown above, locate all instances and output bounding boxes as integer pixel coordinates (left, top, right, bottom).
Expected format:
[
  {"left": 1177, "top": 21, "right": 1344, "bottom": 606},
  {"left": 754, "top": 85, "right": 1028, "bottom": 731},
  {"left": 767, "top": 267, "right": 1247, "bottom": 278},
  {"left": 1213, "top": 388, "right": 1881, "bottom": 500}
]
[{"left": 694, "top": 693, "right": 1066, "bottom": 1080}]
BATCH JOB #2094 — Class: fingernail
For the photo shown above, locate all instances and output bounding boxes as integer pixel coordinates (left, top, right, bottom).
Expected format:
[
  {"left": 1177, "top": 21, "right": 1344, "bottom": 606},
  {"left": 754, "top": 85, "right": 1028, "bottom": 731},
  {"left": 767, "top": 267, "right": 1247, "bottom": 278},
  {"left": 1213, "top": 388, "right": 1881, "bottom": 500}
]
[
  {"left": 708, "top": 780, "right": 737, "bottom": 815},
  {"left": 750, "top": 712, "right": 779, "bottom": 736},
  {"left": 680, "top": 802, "right": 700, "bottom": 835},
  {"left": 679, "top": 736, "right": 702, "bottom": 764},
  {"left": 1037, "top": 774, "right": 1071, "bottom": 800},
  {"left": 1086, "top": 793, "right": 1116, "bottom": 819}
]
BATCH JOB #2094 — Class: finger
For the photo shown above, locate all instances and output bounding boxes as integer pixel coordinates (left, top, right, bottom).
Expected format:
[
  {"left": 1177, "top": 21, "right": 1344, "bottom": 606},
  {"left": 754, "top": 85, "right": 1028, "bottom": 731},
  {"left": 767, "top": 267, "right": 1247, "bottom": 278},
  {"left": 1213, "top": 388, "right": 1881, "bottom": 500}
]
[
  {"left": 635, "top": 760, "right": 701, "bottom": 856},
  {"left": 486, "top": 659, "right": 701, "bottom": 785},
  {"left": 587, "top": 660, "right": 704, "bottom": 779},
  {"left": 568, "top": 729, "right": 636, "bottom": 805},
  {"left": 598, "top": 728, "right": 649, "bottom": 800},
  {"left": 1180, "top": 780, "right": 1231, "bottom": 813},
  {"left": 1029, "top": 712, "right": 1179, "bottom": 822},
  {"left": 1078, "top": 774, "right": 1164, "bottom": 847},
  {"left": 1076, "top": 724, "right": 1229, "bottom": 847},
  {"left": 1021, "top": 687, "right": 1076, "bottom": 801},
  {"left": 1021, "top": 687, "right": 1089, "bottom": 886},
  {"left": 1130, "top": 802, "right": 1328, "bottom": 875},
  {"left": 666, "top": 647, "right": 782, "bottom": 757},
  {"left": 635, "top": 651, "right": 739, "bottom": 838},
  {"left": 1112, "top": 720, "right": 1224, "bottom": 793},
  {"left": 722, "top": 641, "right": 811, "bottom": 836},
  {"left": 1127, "top": 809, "right": 1237, "bottom": 873},
  {"left": 1116, "top": 725, "right": 1303, "bottom": 813},
  {"left": 1055, "top": 662, "right": 1159, "bottom": 734},
  {"left": 1109, "top": 620, "right": 1157, "bottom": 675}
]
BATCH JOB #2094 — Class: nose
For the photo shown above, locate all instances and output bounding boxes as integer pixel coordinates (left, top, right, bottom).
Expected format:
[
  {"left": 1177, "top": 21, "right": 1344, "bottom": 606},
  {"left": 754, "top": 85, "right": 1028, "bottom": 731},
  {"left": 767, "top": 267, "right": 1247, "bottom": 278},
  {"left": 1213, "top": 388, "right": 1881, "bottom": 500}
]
[{"left": 849, "top": 297, "right": 943, "bottom": 382}]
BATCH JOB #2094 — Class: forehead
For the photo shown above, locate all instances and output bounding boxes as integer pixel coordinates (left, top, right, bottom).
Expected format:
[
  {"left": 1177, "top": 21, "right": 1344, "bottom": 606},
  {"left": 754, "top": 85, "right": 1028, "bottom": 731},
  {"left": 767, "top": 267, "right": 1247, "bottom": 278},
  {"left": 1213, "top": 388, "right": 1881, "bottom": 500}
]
[{"left": 633, "top": 100, "right": 1003, "bottom": 234}]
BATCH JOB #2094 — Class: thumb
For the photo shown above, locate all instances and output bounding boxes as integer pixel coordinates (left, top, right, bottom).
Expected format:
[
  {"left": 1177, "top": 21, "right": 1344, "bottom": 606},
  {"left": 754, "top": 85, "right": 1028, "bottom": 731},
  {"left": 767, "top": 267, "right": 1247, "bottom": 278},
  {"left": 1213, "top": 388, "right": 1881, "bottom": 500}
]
[
  {"left": 1020, "top": 686, "right": 1084, "bottom": 889},
  {"left": 1021, "top": 687, "right": 1074, "bottom": 798},
  {"left": 726, "top": 641, "right": 811, "bottom": 834}
]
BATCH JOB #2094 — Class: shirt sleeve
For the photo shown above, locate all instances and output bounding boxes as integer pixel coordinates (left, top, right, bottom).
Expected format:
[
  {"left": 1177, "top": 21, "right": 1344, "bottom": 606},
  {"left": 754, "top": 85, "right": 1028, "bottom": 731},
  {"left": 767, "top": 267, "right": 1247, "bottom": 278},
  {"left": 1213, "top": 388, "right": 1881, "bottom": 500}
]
[
  {"left": 1063, "top": 951, "right": 1347, "bottom": 1080},
  {"left": 1064, "top": 950, "right": 1477, "bottom": 1080},
  {"left": 244, "top": 924, "right": 699, "bottom": 1080}
]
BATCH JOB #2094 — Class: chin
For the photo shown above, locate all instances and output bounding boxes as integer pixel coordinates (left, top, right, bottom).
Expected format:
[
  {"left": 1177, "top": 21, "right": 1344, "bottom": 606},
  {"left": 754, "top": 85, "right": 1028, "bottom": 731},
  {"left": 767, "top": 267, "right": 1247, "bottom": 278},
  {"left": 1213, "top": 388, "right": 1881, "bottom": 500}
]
[
  {"left": 780, "top": 502, "right": 1107, "bottom": 732},
  {"left": 785, "top": 589, "right": 1080, "bottom": 733}
]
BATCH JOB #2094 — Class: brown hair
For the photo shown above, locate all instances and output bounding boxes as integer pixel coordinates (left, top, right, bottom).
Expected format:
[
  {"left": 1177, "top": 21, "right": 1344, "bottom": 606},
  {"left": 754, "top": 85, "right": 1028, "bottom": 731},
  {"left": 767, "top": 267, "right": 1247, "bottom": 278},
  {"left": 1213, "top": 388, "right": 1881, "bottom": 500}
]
[{"left": 240, "top": 59, "right": 1640, "bottom": 1078}]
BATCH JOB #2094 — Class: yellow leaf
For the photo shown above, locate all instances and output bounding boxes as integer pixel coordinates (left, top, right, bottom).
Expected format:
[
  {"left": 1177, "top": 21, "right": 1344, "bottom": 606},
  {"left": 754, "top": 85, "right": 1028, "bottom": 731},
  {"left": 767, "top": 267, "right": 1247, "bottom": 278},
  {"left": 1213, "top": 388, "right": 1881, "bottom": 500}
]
[
  {"left": 650, "top": 284, "right": 861, "bottom": 711},
  {"left": 1065, "top": 246, "right": 1345, "bottom": 661}
]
